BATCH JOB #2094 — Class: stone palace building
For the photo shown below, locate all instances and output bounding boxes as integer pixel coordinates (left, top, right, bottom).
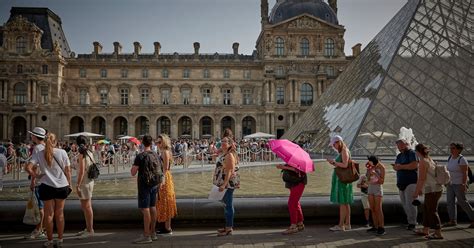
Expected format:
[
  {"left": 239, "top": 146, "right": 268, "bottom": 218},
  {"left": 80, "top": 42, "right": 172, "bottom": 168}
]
[{"left": 0, "top": 0, "right": 358, "bottom": 143}]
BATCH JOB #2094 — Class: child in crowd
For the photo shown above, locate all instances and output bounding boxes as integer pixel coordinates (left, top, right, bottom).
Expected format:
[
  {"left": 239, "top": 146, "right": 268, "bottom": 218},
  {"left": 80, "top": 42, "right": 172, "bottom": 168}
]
[
  {"left": 357, "top": 175, "right": 371, "bottom": 227},
  {"left": 366, "top": 155, "right": 386, "bottom": 236}
]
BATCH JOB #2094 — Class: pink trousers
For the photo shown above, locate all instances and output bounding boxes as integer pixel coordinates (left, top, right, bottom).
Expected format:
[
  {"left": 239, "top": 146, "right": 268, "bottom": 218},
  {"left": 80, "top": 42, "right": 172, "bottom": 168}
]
[{"left": 288, "top": 183, "right": 305, "bottom": 224}]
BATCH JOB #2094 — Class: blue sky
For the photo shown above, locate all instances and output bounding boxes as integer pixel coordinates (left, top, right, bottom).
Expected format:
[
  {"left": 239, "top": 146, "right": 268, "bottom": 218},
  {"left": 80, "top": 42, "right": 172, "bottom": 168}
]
[{"left": 0, "top": 0, "right": 407, "bottom": 55}]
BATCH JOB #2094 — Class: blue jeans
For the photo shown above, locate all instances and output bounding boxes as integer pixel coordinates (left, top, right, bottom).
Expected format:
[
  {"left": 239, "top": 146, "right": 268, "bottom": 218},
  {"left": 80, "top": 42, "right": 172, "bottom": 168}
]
[
  {"left": 446, "top": 184, "right": 474, "bottom": 221},
  {"left": 222, "top": 188, "right": 235, "bottom": 228}
]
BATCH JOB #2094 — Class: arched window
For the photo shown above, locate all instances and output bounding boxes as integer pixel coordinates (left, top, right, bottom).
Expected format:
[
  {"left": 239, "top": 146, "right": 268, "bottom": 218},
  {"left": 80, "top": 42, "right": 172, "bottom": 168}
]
[
  {"left": 300, "top": 38, "right": 310, "bottom": 56},
  {"left": 300, "top": 83, "right": 313, "bottom": 106},
  {"left": 14, "top": 82, "right": 27, "bottom": 104},
  {"left": 324, "top": 38, "right": 335, "bottom": 57},
  {"left": 276, "top": 37, "right": 285, "bottom": 56},
  {"left": 16, "top": 36, "right": 26, "bottom": 53}
]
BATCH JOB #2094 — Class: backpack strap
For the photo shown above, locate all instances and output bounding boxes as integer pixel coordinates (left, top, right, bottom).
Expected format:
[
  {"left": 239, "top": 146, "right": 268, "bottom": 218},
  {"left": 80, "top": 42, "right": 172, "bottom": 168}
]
[{"left": 448, "top": 155, "right": 464, "bottom": 165}]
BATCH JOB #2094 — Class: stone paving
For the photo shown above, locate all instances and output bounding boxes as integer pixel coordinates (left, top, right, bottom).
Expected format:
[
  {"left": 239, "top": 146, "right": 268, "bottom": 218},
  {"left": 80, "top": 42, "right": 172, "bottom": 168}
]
[{"left": 1, "top": 223, "right": 473, "bottom": 248}]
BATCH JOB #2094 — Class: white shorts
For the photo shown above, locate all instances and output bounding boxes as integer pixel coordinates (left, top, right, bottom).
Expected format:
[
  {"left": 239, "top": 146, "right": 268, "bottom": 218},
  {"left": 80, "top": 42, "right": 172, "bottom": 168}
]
[{"left": 78, "top": 179, "right": 94, "bottom": 200}]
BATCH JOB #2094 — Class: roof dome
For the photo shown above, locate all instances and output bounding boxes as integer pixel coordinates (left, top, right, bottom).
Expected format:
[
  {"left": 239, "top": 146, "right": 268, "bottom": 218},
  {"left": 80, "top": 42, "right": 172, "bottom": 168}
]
[{"left": 269, "top": 0, "right": 338, "bottom": 25}]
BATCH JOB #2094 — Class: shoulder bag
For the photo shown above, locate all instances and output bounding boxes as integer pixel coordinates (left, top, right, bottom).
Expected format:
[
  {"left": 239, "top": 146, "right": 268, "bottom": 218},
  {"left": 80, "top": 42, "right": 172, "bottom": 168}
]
[{"left": 335, "top": 160, "right": 360, "bottom": 184}]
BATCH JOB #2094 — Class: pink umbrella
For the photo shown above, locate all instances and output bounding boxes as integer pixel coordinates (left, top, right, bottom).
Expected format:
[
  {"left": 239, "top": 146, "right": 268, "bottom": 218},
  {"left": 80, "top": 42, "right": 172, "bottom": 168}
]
[
  {"left": 268, "top": 139, "right": 314, "bottom": 173},
  {"left": 129, "top": 137, "right": 141, "bottom": 145}
]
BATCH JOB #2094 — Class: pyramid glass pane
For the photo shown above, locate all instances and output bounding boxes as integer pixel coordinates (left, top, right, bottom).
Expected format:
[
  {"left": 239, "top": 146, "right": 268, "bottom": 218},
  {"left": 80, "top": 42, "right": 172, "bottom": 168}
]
[{"left": 284, "top": 0, "right": 473, "bottom": 156}]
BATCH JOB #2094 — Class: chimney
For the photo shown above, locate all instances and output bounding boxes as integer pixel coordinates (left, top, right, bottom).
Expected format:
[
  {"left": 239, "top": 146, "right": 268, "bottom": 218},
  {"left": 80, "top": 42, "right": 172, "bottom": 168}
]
[
  {"left": 133, "top": 41, "right": 141, "bottom": 55},
  {"left": 93, "top": 41, "right": 102, "bottom": 55},
  {"left": 113, "top": 42, "right": 122, "bottom": 55},
  {"left": 352, "top": 43, "right": 361, "bottom": 57},
  {"left": 154, "top": 42, "right": 161, "bottom": 56},
  {"left": 329, "top": 0, "right": 338, "bottom": 15},
  {"left": 193, "top": 42, "right": 200, "bottom": 55},
  {"left": 232, "top": 42, "right": 239, "bottom": 55},
  {"left": 261, "top": 0, "right": 269, "bottom": 26}
]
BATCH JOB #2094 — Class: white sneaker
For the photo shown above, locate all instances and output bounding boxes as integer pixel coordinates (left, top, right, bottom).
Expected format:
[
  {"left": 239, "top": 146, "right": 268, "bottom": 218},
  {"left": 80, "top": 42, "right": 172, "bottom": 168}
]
[
  {"left": 345, "top": 225, "right": 352, "bottom": 230},
  {"left": 76, "top": 230, "right": 94, "bottom": 239},
  {"left": 133, "top": 235, "right": 152, "bottom": 244},
  {"left": 329, "top": 225, "right": 345, "bottom": 231},
  {"left": 43, "top": 240, "right": 54, "bottom": 248},
  {"left": 74, "top": 228, "right": 87, "bottom": 236},
  {"left": 26, "top": 229, "right": 46, "bottom": 240},
  {"left": 56, "top": 240, "right": 63, "bottom": 248},
  {"left": 151, "top": 233, "right": 158, "bottom": 241}
]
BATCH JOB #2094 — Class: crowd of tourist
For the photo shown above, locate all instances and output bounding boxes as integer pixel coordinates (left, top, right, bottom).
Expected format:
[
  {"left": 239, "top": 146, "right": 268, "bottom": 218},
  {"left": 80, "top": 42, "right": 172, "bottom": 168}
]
[{"left": 0, "top": 126, "right": 472, "bottom": 247}]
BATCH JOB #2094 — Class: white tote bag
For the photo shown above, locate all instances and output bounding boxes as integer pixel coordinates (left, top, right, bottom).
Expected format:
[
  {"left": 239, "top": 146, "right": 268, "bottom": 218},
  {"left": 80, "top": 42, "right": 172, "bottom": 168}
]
[
  {"left": 23, "top": 191, "right": 41, "bottom": 225},
  {"left": 208, "top": 185, "right": 227, "bottom": 201}
]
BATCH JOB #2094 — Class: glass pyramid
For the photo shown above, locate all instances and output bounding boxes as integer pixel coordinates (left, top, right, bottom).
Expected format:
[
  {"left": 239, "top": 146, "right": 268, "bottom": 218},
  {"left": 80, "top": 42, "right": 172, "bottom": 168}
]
[{"left": 284, "top": 0, "right": 473, "bottom": 156}]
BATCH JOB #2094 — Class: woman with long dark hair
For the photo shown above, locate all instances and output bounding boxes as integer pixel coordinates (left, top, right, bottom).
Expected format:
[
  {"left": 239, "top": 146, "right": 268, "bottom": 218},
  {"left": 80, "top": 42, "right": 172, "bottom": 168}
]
[
  {"left": 213, "top": 134, "right": 239, "bottom": 236},
  {"left": 25, "top": 133, "right": 71, "bottom": 248},
  {"left": 413, "top": 143, "right": 443, "bottom": 239},
  {"left": 74, "top": 135, "right": 95, "bottom": 239}
]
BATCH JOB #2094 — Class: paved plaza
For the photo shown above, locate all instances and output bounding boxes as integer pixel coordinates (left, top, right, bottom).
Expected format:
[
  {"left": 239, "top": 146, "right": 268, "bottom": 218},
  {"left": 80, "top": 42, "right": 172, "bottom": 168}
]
[{"left": 1, "top": 223, "right": 473, "bottom": 247}]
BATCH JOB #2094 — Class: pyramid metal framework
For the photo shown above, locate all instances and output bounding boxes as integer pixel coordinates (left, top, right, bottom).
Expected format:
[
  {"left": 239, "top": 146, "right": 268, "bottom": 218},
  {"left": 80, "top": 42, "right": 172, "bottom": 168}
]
[{"left": 284, "top": 0, "right": 473, "bottom": 156}]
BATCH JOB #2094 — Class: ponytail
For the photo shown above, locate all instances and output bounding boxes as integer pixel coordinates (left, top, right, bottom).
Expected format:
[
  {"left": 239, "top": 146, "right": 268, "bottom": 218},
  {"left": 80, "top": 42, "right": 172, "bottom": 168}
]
[{"left": 44, "top": 133, "right": 56, "bottom": 167}]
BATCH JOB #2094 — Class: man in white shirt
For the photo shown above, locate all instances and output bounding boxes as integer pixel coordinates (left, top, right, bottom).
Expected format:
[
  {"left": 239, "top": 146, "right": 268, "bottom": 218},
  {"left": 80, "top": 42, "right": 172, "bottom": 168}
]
[{"left": 25, "top": 127, "right": 47, "bottom": 240}]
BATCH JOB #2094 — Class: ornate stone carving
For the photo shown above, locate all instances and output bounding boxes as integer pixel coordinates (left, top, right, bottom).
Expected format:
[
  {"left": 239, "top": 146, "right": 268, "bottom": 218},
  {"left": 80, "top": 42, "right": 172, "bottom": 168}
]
[
  {"left": 5, "top": 15, "right": 43, "bottom": 33},
  {"left": 265, "top": 36, "right": 272, "bottom": 52},
  {"left": 288, "top": 16, "right": 320, "bottom": 29},
  {"left": 53, "top": 40, "right": 61, "bottom": 55},
  {"left": 288, "top": 35, "right": 295, "bottom": 52}
]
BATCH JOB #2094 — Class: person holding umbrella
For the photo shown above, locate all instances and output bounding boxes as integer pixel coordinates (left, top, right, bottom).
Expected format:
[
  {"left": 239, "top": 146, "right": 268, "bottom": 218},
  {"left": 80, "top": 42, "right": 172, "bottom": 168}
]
[
  {"left": 268, "top": 139, "right": 314, "bottom": 235},
  {"left": 326, "top": 135, "right": 353, "bottom": 232},
  {"left": 276, "top": 164, "right": 307, "bottom": 234}
]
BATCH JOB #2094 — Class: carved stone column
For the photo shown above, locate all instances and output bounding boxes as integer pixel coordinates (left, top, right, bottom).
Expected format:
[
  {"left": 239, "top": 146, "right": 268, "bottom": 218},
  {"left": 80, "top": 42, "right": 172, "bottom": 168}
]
[
  {"left": 170, "top": 114, "right": 178, "bottom": 139},
  {"left": 104, "top": 114, "right": 112, "bottom": 140},
  {"left": 214, "top": 114, "right": 221, "bottom": 138},
  {"left": 128, "top": 115, "right": 135, "bottom": 137},
  {"left": 31, "top": 80, "right": 37, "bottom": 103},
  {"left": 84, "top": 115, "right": 92, "bottom": 133},
  {"left": 149, "top": 115, "right": 157, "bottom": 138},
  {"left": 235, "top": 114, "right": 242, "bottom": 140}
]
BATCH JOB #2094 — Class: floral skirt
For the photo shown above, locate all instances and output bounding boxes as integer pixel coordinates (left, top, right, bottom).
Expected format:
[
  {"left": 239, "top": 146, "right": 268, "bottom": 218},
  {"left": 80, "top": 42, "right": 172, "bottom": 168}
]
[{"left": 156, "top": 171, "right": 177, "bottom": 222}]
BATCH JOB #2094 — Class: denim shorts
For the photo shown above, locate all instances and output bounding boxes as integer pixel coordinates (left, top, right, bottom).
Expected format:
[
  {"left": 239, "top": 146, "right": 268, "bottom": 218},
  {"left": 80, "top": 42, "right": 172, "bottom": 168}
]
[
  {"left": 138, "top": 185, "right": 158, "bottom": 209},
  {"left": 34, "top": 186, "right": 44, "bottom": 209}
]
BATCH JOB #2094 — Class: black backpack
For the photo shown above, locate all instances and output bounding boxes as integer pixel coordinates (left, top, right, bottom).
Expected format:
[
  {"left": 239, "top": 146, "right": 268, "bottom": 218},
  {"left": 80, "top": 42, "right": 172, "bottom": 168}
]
[
  {"left": 142, "top": 151, "right": 163, "bottom": 187},
  {"left": 448, "top": 155, "right": 473, "bottom": 185}
]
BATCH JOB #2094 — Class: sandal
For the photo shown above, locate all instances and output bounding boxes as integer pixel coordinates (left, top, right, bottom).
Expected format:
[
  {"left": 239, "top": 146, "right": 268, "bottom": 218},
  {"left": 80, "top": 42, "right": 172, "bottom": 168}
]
[
  {"left": 282, "top": 226, "right": 299, "bottom": 235},
  {"left": 217, "top": 229, "right": 232, "bottom": 237},
  {"left": 297, "top": 223, "right": 305, "bottom": 231},
  {"left": 413, "top": 229, "right": 428, "bottom": 236},
  {"left": 425, "top": 234, "right": 443, "bottom": 240}
]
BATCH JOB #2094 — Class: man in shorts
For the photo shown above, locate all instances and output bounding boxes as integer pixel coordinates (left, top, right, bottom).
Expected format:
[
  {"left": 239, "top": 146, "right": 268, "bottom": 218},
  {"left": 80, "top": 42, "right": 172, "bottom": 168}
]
[
  {"left": 131, "top": 135, "right": 159, "bottom": 244},
  {"left": 25, "top": 127, "right": 48, "bottom": 240}
]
